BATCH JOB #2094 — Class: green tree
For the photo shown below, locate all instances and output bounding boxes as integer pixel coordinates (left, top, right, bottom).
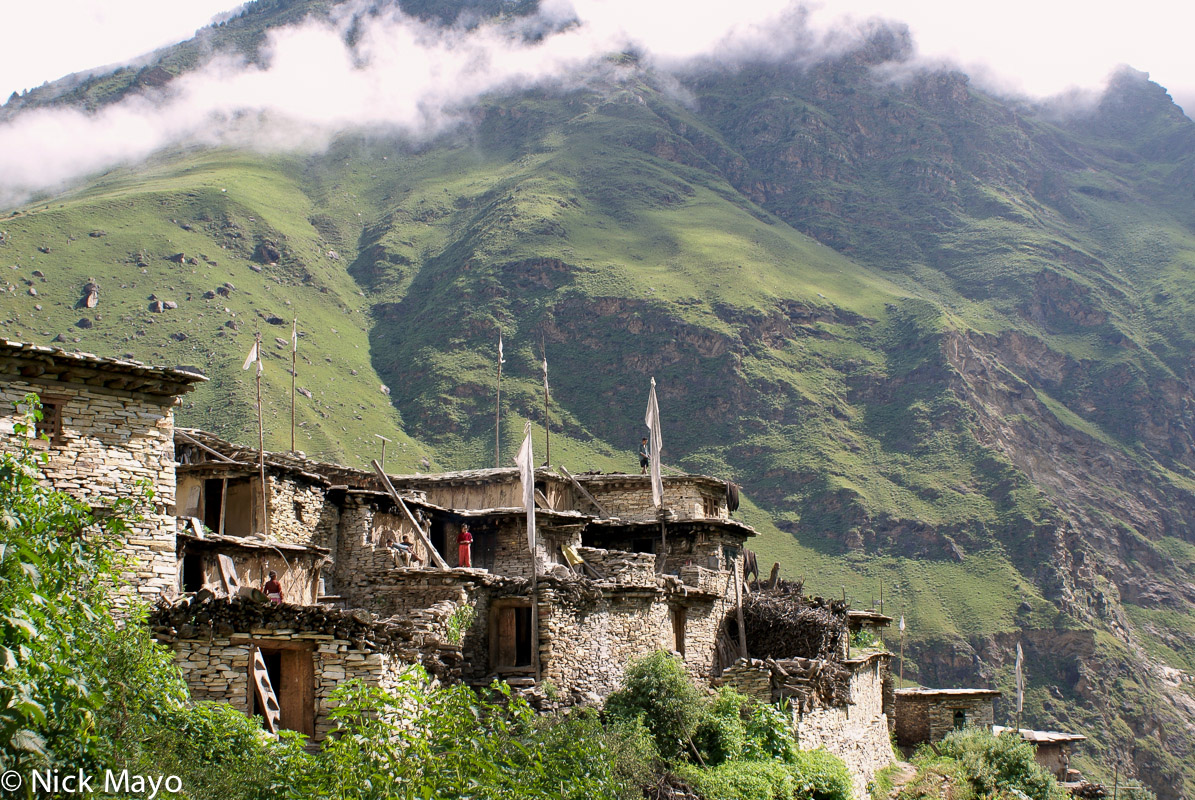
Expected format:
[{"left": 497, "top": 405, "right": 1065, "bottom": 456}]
[{"left": 0, "top": 396, "right": 148, "bottom": 769}]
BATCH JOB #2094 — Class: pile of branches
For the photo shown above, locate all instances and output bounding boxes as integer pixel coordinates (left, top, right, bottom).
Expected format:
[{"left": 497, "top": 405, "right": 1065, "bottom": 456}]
[
  {"left": 149, "top": 592, "right": 462, "bottom": 680},
  {"left": 768, "top": 656, "right": 852, "bottom": 711},
  {"left": 741, "top": 581, "right": 847, "bottom": 662}
]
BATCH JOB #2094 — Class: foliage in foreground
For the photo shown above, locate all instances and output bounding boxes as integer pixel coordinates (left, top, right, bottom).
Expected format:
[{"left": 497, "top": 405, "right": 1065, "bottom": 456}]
[
  {"left": 606, "top": 652, "right": 854, "bottom": 800},
  {"left": 897, "top": 728, "right": 1069, "bottom": 800}
]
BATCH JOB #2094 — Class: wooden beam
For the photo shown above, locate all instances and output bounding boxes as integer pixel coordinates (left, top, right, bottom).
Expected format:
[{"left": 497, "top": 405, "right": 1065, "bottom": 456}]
[
  {"left": 370, "top": 460, "right": 449, "bottom": 569},
  {"left": 559, "top": 465, "right": 609, "bottom": 517},
  {"left": 534, "top": 488, "right": 552, "bottom": 510},
  {"left": 177, "top": 430, "right": 238, "bottom": 463}
]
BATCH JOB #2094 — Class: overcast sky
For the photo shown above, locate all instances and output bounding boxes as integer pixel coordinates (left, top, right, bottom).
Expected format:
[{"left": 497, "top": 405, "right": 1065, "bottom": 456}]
[{"left": 2, "top": 0, "right": 1192, "bottom": 111}]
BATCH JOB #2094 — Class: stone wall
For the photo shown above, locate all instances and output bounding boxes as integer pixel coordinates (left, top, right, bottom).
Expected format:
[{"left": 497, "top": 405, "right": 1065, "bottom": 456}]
[
  {"left": 167, "top": 631, "right": 413, "bottom": 740},
  {"left": 894, "top": 692, "right": 998, "bottom": 746},
  {"left": 0, "top": 380, "right": 178, "bottom": 605},
  {"left": 266, "top": 473, "right": 340, "bottom": 549},
  {"left": 793, "top": 653, "right": 895, "bottom": 799},
  {"left": 538, "top": 585, "right": 671, "bottom": 698},
  {"left": 577, "top": 477, "right": 728, "bottom": 522}
]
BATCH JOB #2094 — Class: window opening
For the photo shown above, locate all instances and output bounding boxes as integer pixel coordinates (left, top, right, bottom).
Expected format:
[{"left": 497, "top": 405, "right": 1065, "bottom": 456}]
[
  {"left": 953, "top": 709, "right": 967, "bottom": 730},
  {"left": 181, "top": 551, "right": 204, "bottom": 593}
]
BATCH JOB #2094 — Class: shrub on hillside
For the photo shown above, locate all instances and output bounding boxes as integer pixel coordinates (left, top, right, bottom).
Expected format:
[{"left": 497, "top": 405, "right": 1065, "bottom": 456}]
[
  {"left": 605, "top": 651, "right": 705, "bottom": 761},
  {"left": 922, "top": 728, "right": 1067, "bottom": 800},
  {"left": 693, "top": 688, "right": 749, "bottom": 766}
]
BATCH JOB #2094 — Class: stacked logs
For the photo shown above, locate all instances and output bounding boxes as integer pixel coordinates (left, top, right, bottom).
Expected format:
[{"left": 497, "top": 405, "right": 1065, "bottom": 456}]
[
  {"left": 767, "top": 656, "right": 852, "bottom": 712},
  {"left": 741, "top": 583, "right": 847, "bottom": 662},
  {"left": 150, "top": 593, "right": 463, "bottom": 680}
]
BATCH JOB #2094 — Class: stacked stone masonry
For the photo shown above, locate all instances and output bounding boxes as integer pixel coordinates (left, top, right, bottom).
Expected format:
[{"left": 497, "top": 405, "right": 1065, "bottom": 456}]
[{"left": 0, "top": 378, "right": 181, "bottom": 605}]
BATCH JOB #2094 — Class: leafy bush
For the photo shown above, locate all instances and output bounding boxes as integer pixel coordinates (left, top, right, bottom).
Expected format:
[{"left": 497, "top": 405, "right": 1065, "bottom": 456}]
[
  {"left": 600, "top": 715, "right": 661, "bottom": 795},
  {"left": 743, "top": 698, "right": 799, "bottom": 764},
  {"left": 605, "top": 651, "right": 704, "bottom": 761},
  {"left": 134, "top": 703, "right": 307, "bottom": 800},
  {"left": 0, "top": 397, "right": 152, "bottom": 770},
  {"left": 294, "top": 674, "right": 638, "bottom": 800},
  {"left": 694, "top": 687, "right": 748, "bottom": 766},
  {"left": 924, "top": 728, "right": 1067, "bottom": 800},
  {"left": 445, "top": 601, "right": 476, "bottom": 644},
  {"left": 791, "top": 748, "right": 855, "bottom": 800},
  {"left": 675, "top": 759, "right": 801, "bottom": 800}
]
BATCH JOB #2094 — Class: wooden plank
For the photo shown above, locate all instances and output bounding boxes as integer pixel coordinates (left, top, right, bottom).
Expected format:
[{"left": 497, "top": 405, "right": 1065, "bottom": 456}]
[
  {"left": 216, "top": 554, "right": 241, "bottom": 599},
  {"left": 497, "top": 606, "right": 517, "bottom": 667},
  {"left": 177, "top": 429, "right": 238, "bottom": 463},
  {"left": 371, "top": 460, "right": 449, "bottom": 569},
  {"left": 534, "top": 488, "right": 552, "bottom": 510},
  {"left": 559, "top": 465, "right": 608, "bottom": 517},
  {"left": 251, "top": 647, "right": 281, "bottom": 734},
  {"left": 218, "top": 478, "right": 227, "bottom": 537}
]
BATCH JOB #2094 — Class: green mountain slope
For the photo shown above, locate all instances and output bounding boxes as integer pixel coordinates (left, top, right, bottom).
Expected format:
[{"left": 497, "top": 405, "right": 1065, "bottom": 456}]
[{"left": 2, "top": 5, "right": 1195, "bottom": 796}]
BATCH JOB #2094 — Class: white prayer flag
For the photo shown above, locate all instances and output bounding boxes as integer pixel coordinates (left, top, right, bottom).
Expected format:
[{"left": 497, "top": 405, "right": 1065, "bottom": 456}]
[
  {"left": 515, "top": 421, "right": 535, "bottom": 553},
  {"left": 542, "top": 357, "right": 550, "bottom": 400},
  {"left": 242, "top": 340, "right": 262, "bottom": 375},
  {"left": 498, "top": 333, "right": 505, "bottom": 365},
  {"left": 645, "top": 377, "right": 663, "bottom": 508},
  {"left": 292, "top": 319, "right": 298, "bottom": 353},
  {"left": 900, "top": 616, "right": 905, "bottom": 632},
  {"left": 1015, "top": 642, "right": 1024, "bottom": 716}
]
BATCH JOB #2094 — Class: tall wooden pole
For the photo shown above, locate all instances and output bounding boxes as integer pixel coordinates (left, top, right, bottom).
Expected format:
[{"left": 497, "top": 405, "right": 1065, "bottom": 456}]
[
  {"left": 495, "top": 336, "right": 503, "bottom": 468},
  {"left": 255, "top": 331, "right": 268, "bottom": 538},
  {"left": 531, "top": 527, "right": 541, "bottom": 681},
  {"left": 541, "top": 334, "right": 550, "bottom": 468},
  {"left": 899, "top": 626, "right": 905, "bottom": 689},
  {"left": 734, "top": 552, "right": 748, "bottom": 658},
  {"left": 290, "top": 318, "right": 297, "bottom": 453}
]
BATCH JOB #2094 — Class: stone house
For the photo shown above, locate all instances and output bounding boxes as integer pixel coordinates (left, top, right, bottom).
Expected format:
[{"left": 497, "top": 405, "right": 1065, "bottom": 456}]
[
  {"left": 0, "top": 340, "right": 205, "bottom": 605},
  {"left": 1, "top": 340, "right": 902, "bottom": 778},
  {"left": 993, "top": 726, "right": 1087, "bottom": 781},
  {"left": 894, "top": 687, "right": 1001, "bottom": 748},
  {"left": 154, "top": 429, "right": 760, "bottom": 732}
]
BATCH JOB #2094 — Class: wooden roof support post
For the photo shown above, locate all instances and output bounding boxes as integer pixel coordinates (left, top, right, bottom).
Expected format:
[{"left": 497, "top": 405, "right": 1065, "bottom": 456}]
[
  {"left": 735, "top": 554, "right": 748, "bottom": 658},
  {"left": 371, "top": 460, "right": 449, "bottom": 570},
  {"left": 559, "top": 465, "right": 609, "bottom": 517}
]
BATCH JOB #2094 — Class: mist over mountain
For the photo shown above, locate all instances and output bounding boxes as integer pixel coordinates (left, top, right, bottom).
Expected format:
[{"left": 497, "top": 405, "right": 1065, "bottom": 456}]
[{"left": 2, "top": 1, "right": 1195, "bottom": 796}]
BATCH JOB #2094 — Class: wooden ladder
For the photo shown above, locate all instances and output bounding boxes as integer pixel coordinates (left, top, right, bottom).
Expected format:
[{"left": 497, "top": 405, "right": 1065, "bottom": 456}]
[{"left": 251, "top": 648, "right": 281, "bottom": 733}]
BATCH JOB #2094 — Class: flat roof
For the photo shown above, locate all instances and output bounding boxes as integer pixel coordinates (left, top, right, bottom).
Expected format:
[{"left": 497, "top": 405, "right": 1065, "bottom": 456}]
[
  {"left": 993, "top": 726, "right": 1087, "bottom": 743},
  {"left": 1, "top": 339, "right": 207, "bottom": 398},
  {"left": 896, "top": 688, "right": 1002, "bottom": 698}
]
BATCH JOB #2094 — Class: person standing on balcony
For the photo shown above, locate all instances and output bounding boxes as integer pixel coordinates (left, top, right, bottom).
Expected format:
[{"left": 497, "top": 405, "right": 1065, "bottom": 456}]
[{"left": 458, "top": 524, "right": 473, "bottom": 568}]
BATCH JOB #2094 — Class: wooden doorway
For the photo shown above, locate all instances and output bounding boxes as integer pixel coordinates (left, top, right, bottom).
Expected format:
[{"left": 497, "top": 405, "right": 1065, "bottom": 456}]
[
  {"left": 489, "top": 601, "right": 533, "bottom": 673},
  {"left": 250, "top": 642, "right": 315, "bottom": 736}
]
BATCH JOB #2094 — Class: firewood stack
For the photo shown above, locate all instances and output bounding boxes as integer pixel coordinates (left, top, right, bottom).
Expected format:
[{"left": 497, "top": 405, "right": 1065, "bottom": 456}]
[
  {"left": 766, "top": 656, "right": 852, "bottom": 711},
  {"left": 741, "top": 580, "right": 847, "bottom": 663},
  {"left": 150, "top": 594, "right": 463, "bottom": 681}
]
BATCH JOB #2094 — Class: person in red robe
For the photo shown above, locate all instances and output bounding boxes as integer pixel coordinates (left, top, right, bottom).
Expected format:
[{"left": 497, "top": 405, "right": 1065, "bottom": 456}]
[
  {"left": 262, "top": 570, "right": 283, "bottom": 603},
  {"left": 458, "top": 524, "right": 473, "bottom": 568}
]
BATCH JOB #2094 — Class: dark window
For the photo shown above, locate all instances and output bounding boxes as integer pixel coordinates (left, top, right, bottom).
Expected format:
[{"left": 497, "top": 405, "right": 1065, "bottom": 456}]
[
  {"left": 33, "top": 399, "right": 65, "bottom": 445},
  {"left": 293, "top": 500, "right": 304, "bottom": 523},
  {"left": 632, "top": 538, "right": 655, "bottom": 554},
  {"left": 182, "top": 551, "right": 204, "bottom": 593},
  {"left": 953, "top": 709, "right": 966, "bottom": 730},
  {"left": 204, "top": 478, "right": 224, "bottom": 532}
]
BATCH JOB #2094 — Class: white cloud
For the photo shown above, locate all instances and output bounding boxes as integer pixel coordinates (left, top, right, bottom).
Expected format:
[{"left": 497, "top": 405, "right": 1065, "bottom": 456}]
[{"left": 0, "top": 0, "right": 1192, "bottom": 206}]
